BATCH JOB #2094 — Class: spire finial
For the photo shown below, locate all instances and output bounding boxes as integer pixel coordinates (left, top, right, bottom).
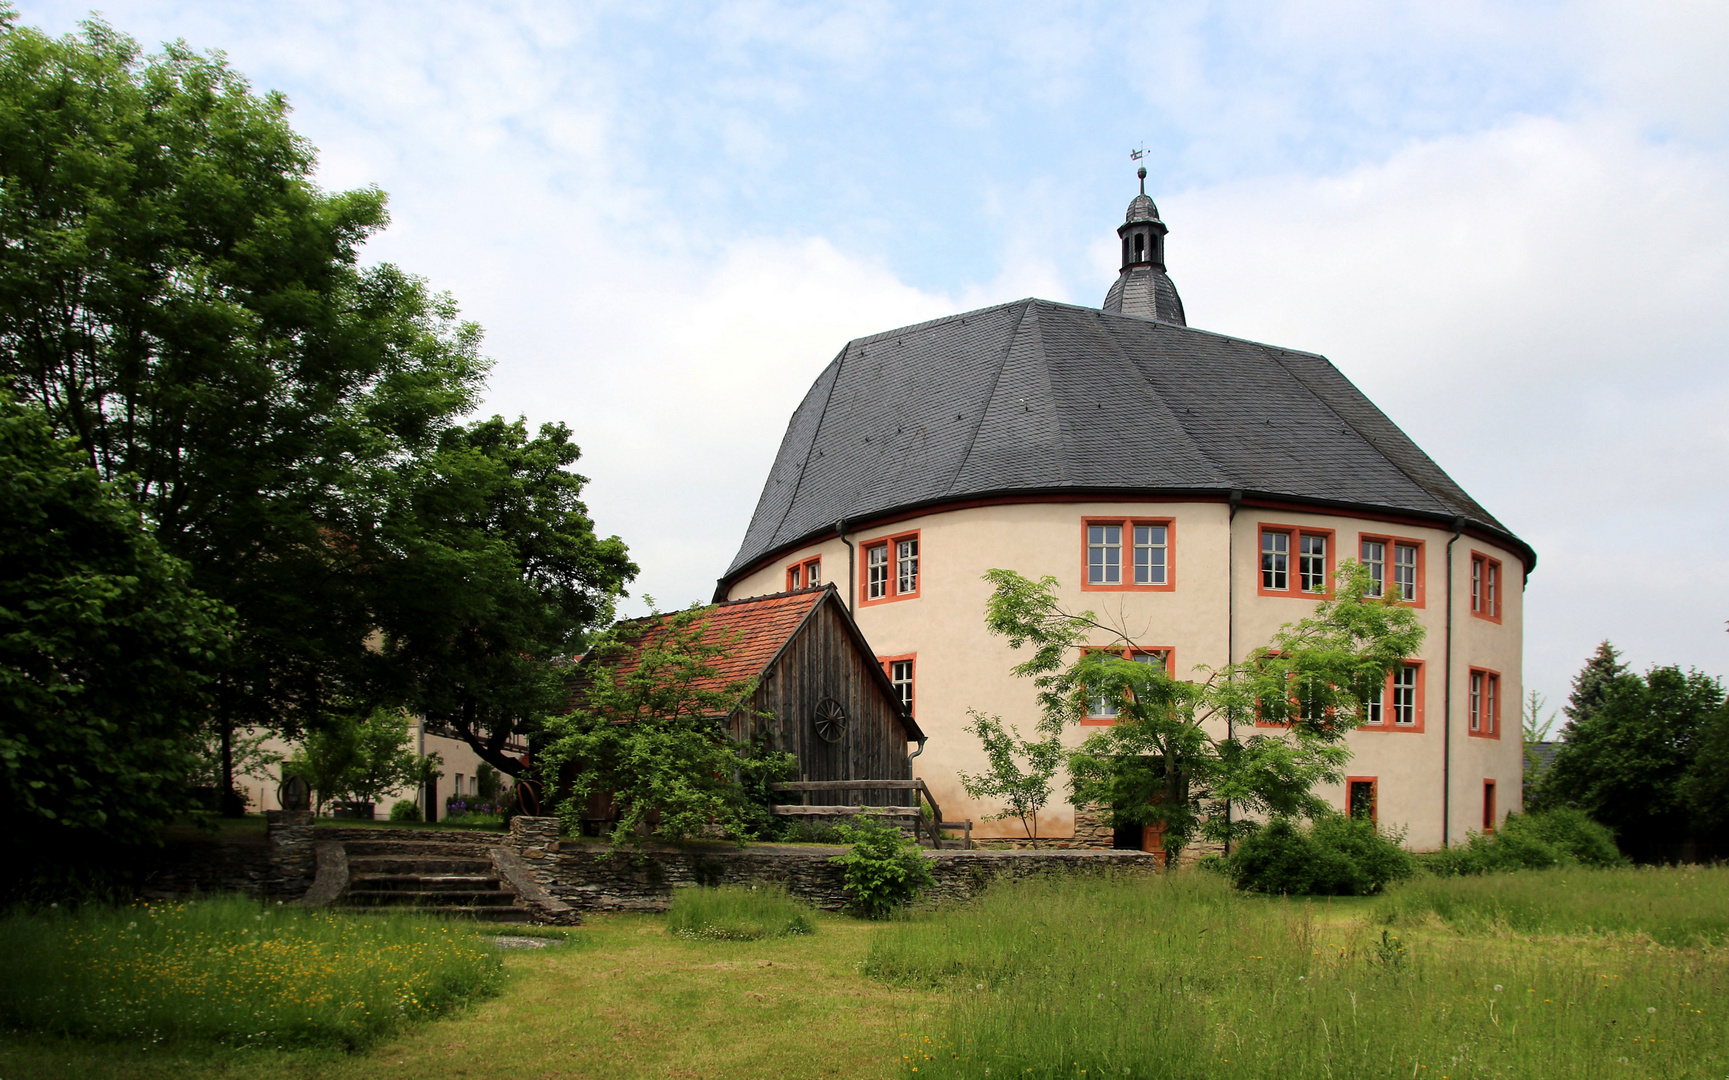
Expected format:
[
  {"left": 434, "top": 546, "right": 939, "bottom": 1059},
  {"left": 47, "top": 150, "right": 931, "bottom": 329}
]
[{"left": 1130, "top": 146, "right": 1148, "bottom": 194}]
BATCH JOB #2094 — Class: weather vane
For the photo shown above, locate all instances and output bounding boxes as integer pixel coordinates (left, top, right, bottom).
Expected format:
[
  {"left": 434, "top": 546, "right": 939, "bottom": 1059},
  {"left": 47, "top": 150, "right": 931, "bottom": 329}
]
[{"left": 1129, "top": 145, "right": 1148, "bottom": 193}]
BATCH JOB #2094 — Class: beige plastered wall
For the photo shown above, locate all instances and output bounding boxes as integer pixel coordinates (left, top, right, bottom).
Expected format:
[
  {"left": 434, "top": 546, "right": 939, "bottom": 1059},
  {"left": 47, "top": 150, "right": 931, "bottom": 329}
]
[
  {"left": 727, "top": 499, "right": 1525, "bottom": 851},
  {"left": 235, "top": 725, "right": 502, "bottom": 816}
]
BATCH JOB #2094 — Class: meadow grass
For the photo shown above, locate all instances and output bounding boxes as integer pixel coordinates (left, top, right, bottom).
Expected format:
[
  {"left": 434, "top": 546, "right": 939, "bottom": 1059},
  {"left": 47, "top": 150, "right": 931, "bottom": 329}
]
[
  {"left": 665, "top": 883, "right": 817, "bottom": 940},
  {"left": 868, "top": 871, "right": 1728, "bottom": 1080},
  {"left": 0, "top": 897, "right": 503, "bottom": 1049},
  {"left": 1378, "top": 864, "right": 1729, "bottom": 946}
]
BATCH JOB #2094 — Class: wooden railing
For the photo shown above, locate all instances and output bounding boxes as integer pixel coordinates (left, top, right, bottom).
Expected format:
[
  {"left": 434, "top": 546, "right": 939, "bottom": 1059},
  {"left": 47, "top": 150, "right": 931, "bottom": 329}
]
[{"left": 769, "top": 779, "right": 968, "bottom": 848}]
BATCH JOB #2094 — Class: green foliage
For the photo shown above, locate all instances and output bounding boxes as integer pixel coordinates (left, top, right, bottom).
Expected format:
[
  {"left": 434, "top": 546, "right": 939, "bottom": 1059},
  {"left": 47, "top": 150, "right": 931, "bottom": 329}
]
[
  {"left": 1420, "top": 808, "right": 1628, "bottom": 876},
  {"left": 828, "top": 816, "right": 934, "bottom": 918},
  {"left": 541, "top": 605, "right": 795, "bottom": 849},
  {"left": 1379, "top": 864, "right": 1729, "bottom": 947},
  {"left": 1565, "top": 640, "right": 1630, "bottom": 725},
  {"left": 1520, "top": 689, "right": 1558, "bottom": 810},
  {"left": 281, "top": 707, "right": 439, "bottom": 813},
  {"left": 1542, "top": 663, "right": 1724, "bottom": 855},
  {"left": 364, "top": 416, "right": 636, "bottom": 782},
  {"left": 0, "top": 394, "right": 231, "bottom": 859},
  {"left": 982, "top": 560, "right": 1425, "bottom": 857},
  {"left": 388, "top": 799, "right": 421, "bottom": 822},
  {"left": 1226, "top": 813, "right": 1415, "bottom": 896},
  {"left": 0, "top": 14, "right": 491, "bottom": 765},
  {"left": 665, "top": 884, "right": 816, "bottom": 940},
  {"left": 1676, "top": 697, "right": 1729, "bottom": 835},
  {"left": 955, "top": 710, "right": 1062, "bottom": 843},
  {"left": 0, "top": 897, "right": 503, "bottom": 1048}
]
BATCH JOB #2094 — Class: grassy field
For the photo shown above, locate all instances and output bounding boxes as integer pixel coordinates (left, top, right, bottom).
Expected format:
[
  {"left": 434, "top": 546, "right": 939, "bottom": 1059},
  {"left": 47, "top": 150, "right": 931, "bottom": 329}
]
[{"left": 0, "top": 867, "right": 1723, "bottom": 1080}]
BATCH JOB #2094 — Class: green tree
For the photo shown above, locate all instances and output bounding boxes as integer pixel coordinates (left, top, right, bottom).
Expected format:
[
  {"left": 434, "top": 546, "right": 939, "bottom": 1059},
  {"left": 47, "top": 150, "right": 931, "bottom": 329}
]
[
  {"left": 281, "top": 707, "right": 440, "bottom": 815},
  {"left": 1565, "top": 641, "right": 1629, "bottom": 726},
  {"left": 982, "top": 561, "right": 1424, "bottom": 859},
  {"left": 540, "top": 606, "right": 795, "bottom": 849},
  {"left": 0, "top": 12, "right": 488, "bottom": 810},
  {"left": 1542, "top": 665, "right": 1724, "bottom": 857},
  {"left": 363, "top": 416, "right": 635, "bottom": 781},
  {"left": 1521, "top": 690, "right": 1559, "bottom": 810},
  {"left": 1676, "top": 699, "right": 1729, "bottom": 836},
  {"left": 0, "top": 394, "right": 230, "bottom": 852},
  {"left": 956, "top": 709, "right": 1063, "bottom": 845}
]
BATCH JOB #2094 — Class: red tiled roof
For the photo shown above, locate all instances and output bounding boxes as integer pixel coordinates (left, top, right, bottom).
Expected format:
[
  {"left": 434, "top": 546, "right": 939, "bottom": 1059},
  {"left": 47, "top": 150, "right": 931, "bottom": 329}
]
[{"left": 587, "top": 586, "right": 828, "bottom": 698}]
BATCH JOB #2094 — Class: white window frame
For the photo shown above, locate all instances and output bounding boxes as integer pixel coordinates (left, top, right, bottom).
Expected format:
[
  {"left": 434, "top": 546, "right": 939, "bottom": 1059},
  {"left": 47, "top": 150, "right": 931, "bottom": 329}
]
[
  {"left": 1133, "top": 524, "right": 1168, "bottom": 585},
  {"left": 1088, "top": 524, "right": 1122, "bottom": 585},
  {"left": 1361, "top": 539, "right": 1386, "bottom": 598}
]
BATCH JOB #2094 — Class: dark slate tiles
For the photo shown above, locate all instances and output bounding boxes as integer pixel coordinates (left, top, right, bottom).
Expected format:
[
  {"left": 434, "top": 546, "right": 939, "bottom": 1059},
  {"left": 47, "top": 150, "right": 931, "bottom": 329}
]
[{"left": 723, "top": 297, "right": 1526, "bottom": 581}]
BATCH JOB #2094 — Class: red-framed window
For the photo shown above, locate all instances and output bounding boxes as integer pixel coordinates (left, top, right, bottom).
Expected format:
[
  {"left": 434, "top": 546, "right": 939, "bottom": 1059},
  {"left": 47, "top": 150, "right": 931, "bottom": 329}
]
[
  {"left": 1250, "top": 651, "right": 1334, "bottom": 729},
  {"left": 1358, "top": 660, "right": 1425, "bottom": 733},
  {"left": 1083, "top": 647, "right": 1175, "bottom": 725},
  {"left": 1258, "top": 523, "right": 1335, "bottom": 598},
  {"left": 1359, "top": 533, "right": 1424, "bottom": 607},
  {"left": 1347, "top": 776, "right": 1378, "bottom": 823},
  {"left": 1471, "top": 552, "right": 1503, "bottom": 623},
  {"left": 1081, "top": 517, "right": 1176, "bottom": 592},
  {"left": 785, "top": 556, "right": 822, "bottom": 591},
  {"left": 1483, "top": 780, "right": 1498, "bottom": 832},
  {"left": 859, "top": 530, "right": 920, "bottom": 606},
  {"left": 1468, "top": 667, "right": 1502, "bottom": 739},
  {"left": 878, "top": 654, "right": 915, "bottom": 714}
]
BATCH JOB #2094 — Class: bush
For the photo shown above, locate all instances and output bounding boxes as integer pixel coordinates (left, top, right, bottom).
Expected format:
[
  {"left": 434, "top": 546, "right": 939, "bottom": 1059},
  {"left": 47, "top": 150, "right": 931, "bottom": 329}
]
[
  {"left": 1228, "top": 814, "right": 1414, "bottom": 896},
  {"left": 1420, "top": 809, "right": 1627, "bottom": 876},
  {"left": 388, "top": 799, "right": 422, "bottom": 822},
  {"left": 829, "top": 816, "right": 934, "bottom": 918},
  {"left": 665, "top": 884, "right": 816, "bottom": 940},
  {"left": 0, "top": 897, "right": 502, "bottom": 1047}
]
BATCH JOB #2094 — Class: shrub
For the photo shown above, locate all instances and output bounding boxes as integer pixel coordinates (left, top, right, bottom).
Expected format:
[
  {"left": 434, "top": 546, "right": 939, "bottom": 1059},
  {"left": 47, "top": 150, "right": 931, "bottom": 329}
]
[
  {"left": 829, "top": 816, "right": 934, "bottom": 918},
  {"left": 665, "top": 884, "right": 815, "bottom": 940},
  {"left": 389, "top": 799, "right": 422, "bottom": 822},
  {"left": 0, "top": 897, "right": 502, "bottom": 1047},
  {"left": 1420, "top": 809, "right": 1627, "bottom": 876},
  {"left": 1228, "top": 814, "right": 1414, "bottom": 896}
]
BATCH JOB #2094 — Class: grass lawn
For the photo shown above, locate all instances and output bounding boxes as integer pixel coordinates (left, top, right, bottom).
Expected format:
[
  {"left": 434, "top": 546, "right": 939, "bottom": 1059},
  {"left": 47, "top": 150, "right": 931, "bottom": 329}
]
[{"left": 0, "top": 867, "right": 1723, "bottom": 1080}]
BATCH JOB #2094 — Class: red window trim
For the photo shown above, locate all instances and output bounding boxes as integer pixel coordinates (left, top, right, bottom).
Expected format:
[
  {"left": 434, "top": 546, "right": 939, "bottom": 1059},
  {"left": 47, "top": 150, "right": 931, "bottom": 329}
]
[
  {"left": 1257, "top": 522, "right": 1336, "bottom": 599},
  {"left": 1080, "top": 516, "right": 1177, "bottom": 592},
  {"left": 1467, "top": 666, "right": 1502, "bottom": 739},
  {"left": 1357, "top": 659, "right": 1426, "bottom": 733},
  {"left": 1357, "top": 532, "right": 1426, "bottom": 608},
  {"left": 1483, "top": 779, "right": 1498, "bottom": 833},
  {"left": 858, "top": 529, "right": 921, "bottom": 606},
  {"left": 785, "top": 555, "right": 822, "bottom": 591},
  {"left": 1470, "top": 551, "right": 1504, "bottom": 624},
  {"left": 1346, "top": 775, "right": 1378, "bottom": 824},
  {"left": 1081, "top": 646, "right": 1176, "bottom": 726},
  {"left": 877, "top": 653, "right": 916, "bottom": 715}
]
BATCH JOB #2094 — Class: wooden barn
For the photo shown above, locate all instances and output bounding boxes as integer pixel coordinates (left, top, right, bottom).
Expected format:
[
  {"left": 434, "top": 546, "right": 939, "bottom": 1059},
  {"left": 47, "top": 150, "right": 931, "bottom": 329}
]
[{"left": 575, "top": 584, "right": 937, "bottom": 833}]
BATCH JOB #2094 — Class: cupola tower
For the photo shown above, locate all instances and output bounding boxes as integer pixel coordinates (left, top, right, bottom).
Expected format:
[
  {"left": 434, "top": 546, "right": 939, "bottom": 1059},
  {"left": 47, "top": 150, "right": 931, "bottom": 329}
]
[{"left": 1102, "top": 166, "right": 1186, "bottom": 325}]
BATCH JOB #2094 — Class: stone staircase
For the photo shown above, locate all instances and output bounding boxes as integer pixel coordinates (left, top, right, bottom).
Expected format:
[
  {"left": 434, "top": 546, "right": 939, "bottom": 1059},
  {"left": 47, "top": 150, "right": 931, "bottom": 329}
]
[
  {"left": 306, "top": 828, "right": 560, "bottom": 923},
  {"left": 343, "top": 835, "right": 528, "bottom": 922}
]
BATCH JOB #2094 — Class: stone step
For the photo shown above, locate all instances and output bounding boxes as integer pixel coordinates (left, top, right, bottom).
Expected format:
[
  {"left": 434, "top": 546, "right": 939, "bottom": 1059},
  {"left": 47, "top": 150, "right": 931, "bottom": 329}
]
[
  {"left": 347, "top": 856, "right": 493, "bottom": 876},
  {"left": 334, "top": 904, "right": 532, "bottom": 923},
  {"left": 341, "top": 839, "right": 499, "bottom": 859},
  {"left": 343, "top": 888, "right": 519, "bottom": 907},
  {"left": 348, "top": 874, "right": 503, "bottom": 893}
]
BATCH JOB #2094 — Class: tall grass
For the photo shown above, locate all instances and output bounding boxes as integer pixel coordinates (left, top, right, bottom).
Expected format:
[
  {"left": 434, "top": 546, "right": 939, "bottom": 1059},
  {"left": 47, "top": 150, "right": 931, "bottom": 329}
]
[
  {"left": 869, "top": 871, "right": 1728, "bottom": 1080},
  {"left": 0, "top": 897, "right": 503, "bottom": 1048},
  {"left": 666, "top": 884, "right": 815, "bottom": 940},
  {"left": 1379, "top": 865, "right": 1729, "bottom": 946}
]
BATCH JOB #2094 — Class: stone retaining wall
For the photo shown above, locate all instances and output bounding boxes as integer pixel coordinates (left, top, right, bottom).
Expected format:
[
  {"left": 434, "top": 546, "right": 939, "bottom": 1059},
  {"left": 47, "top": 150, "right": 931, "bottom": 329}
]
[{"left": 533, "top": 830, "right": 1159, "bottom": 913}]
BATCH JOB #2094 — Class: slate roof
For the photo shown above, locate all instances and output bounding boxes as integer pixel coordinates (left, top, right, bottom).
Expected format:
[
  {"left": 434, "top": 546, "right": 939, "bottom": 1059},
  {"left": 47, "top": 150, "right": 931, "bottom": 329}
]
[{"left": 722, "top": 297, "right": 1534, "bottom": 588}]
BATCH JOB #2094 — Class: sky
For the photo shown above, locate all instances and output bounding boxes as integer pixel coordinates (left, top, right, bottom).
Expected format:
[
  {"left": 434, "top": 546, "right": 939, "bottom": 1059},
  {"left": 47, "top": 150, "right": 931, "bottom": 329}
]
[{"left": 19, "top": 0, "right": 1729, "bottom": 713}]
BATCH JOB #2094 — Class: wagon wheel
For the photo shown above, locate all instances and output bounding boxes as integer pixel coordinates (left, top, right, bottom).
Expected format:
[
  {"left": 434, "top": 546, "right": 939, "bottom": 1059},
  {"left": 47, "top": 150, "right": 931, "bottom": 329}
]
[{"left": 812, "top": 697, "right": 848, "bottom": 744}]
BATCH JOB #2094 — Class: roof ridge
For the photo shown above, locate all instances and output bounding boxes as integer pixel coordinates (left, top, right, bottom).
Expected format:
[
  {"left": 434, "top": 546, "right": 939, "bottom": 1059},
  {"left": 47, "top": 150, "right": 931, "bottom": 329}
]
[{"left": 946, "top": 299, "right": 1033, "bottom": 495}]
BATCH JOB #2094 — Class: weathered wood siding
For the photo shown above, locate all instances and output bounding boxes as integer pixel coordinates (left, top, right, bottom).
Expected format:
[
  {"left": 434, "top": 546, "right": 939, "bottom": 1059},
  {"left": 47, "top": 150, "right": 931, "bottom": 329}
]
[{"left": 731, "top": 597, "right": 914, "bottom": 803}]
